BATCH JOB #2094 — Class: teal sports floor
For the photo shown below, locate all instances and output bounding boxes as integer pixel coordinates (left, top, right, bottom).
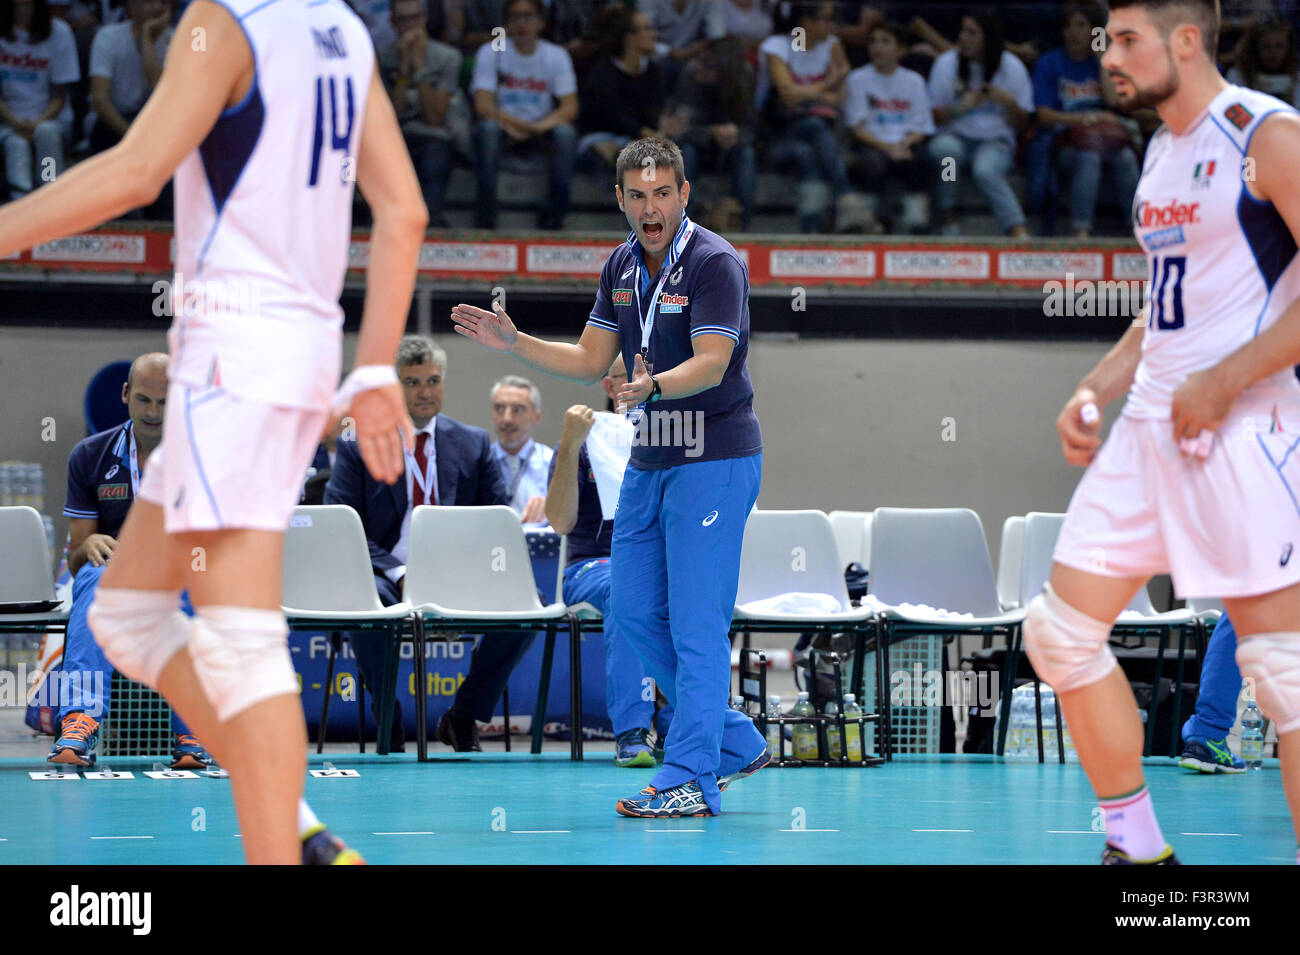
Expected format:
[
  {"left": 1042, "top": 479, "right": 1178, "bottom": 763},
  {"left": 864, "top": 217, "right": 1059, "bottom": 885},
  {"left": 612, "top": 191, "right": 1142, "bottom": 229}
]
[{"left": 3, "top": 754, "right": 1295, "bottom": 864}]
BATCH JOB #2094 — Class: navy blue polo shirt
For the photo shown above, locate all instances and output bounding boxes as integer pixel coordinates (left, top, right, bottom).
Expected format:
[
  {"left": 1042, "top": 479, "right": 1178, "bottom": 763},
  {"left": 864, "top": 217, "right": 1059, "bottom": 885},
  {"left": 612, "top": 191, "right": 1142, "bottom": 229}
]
[
  {"left": 64, "top": 421, "right": 141, "bottom": 539},
  {"left": 587, "top": 214, "right": 763, "bottom": 469},
  {"left": 548, "top": 445, "right": 612, "bottom": 566}
]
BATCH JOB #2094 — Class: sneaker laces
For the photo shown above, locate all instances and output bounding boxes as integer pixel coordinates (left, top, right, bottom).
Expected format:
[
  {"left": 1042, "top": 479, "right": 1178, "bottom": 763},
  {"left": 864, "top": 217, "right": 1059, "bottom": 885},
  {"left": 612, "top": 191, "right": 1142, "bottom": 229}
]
[
  {"left": 174, "top": 734, "right": 202, "bottom": 750},
  {"left": 61, "top": 713, "right": 98, "bottom": 742}
]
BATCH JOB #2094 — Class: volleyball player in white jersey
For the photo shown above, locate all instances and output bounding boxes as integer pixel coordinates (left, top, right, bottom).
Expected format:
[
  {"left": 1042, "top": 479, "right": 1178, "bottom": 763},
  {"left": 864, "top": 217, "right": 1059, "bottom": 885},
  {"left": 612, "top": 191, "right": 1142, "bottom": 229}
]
[
  {"left": 1028, "top": 0, "right": 1300, "bottom": 864},
  {"left": 0, "top": 0, "right": 426, "bottom": 864}
]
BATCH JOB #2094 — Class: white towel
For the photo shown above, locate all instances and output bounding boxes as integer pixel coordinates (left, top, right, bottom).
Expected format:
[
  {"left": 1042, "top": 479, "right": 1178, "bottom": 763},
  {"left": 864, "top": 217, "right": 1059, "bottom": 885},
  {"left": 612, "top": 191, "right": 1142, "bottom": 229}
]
[
  {"left": 738, "top": 592, "right": 849, "bottom": 615},
  {"left": 584, "top": 412, "right": 634, "bottom": 520},
  {"left": 860, "top": 595, "right": 975, "bottom": 620}
]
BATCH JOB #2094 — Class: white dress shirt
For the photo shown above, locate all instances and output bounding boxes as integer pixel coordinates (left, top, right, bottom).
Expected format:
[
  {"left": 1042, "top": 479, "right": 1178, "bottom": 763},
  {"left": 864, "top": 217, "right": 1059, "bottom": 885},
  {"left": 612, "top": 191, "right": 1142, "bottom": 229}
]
[
  {"left": 491, "top": 438, "right": 554, "bottom": 526},
  {"left": 386, "top": 417, "right": 438, "bottom": 583}
]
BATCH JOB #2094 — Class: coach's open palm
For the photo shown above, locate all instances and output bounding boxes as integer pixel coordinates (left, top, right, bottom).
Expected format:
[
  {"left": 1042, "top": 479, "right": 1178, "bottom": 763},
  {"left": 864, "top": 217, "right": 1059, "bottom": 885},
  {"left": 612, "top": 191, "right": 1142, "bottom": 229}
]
[
  {"left": 349, "top": 383, "right": 415, "bottom": 484},
  {"left": 450, "top": 301, "right": 519, "bottom": 351}
]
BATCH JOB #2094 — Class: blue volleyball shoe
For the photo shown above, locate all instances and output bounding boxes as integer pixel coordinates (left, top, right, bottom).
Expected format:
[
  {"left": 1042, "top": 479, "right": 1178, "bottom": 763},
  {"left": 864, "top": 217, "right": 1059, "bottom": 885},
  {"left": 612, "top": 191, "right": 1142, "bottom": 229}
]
[
  {"left": 47, "top": 712, "right": 99, "bottom": 767},
  {"left": 615, "top": 782, "right": 716, "bottom": 818},
  {"left": 1178, "top": 736, "right": 1246, "bottom": 774}
]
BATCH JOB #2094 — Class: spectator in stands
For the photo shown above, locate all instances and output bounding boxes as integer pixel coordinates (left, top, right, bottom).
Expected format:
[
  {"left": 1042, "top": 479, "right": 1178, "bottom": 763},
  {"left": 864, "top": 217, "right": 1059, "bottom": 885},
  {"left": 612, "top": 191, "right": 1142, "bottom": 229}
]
[
  {"left": 578, "top": 5, "right": 680, "bottom": 171},
  {"left": 377, "top": 0, "right": 467, "bottom": 228},
  {"left": 926, "top": 8, "right": 1033, "bottom": 237},
  {"left": 352, "top": 0, "right": 394, "bottom": 52},
  {"left": 1030, "top": 1, "right": 1138, "bottom": 238},
  {"left": 0, "top": 0, "right": 79, "bottom": 200},
  {"left": 546, "top": 358, "right": 674, "bottom": 767},
  {"left": 844, "top": 19, "right": 934, "bottom": 234},
  {"left": 758, "top": 0, "right": 855, "bottom": 233},
  {"left": 469, "top": 0, "right": 578, "bottom": 230},
  {"left": 53, "top": 353, "right": 212, "bottom": 770},
  {"left": 831, "top": 3, "right": 884, "bottom": 69},
  {"left": 324, "top": 336, "right": 531, "bottom": 753},
  {"left": 489, "top": 373, "right": 552, "bottom": 526},
  {"left": 638, "top": 0, "right": 725, "bottom": 80},
  {"left": 86, "top": 0, "right": 169, "bottom": 154},
  {"left": 672, "top": 35, "right": 757, "bottom": 232},
  {"left": 1227, "top": 16, "right": 1299, "bottom": 107},
  {"left": 1218, "top": 0, "right": 1286, "bottom": 69},
  {"left": 721, "top": 0, "right": 773, "bottom": 54}
]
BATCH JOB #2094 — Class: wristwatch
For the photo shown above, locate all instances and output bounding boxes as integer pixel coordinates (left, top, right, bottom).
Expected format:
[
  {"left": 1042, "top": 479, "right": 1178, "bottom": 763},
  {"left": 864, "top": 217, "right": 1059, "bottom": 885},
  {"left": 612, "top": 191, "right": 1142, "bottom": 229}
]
[{"left": 648, "top": 376, "right": 662, "bottom": 402}]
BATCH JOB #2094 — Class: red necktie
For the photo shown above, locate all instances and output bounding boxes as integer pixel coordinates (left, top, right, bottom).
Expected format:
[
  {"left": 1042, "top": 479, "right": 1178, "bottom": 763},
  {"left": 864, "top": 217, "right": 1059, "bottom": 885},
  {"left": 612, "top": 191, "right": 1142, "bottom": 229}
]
[{"left": 411, "top": 431, "right": 436, "bottom": 507}]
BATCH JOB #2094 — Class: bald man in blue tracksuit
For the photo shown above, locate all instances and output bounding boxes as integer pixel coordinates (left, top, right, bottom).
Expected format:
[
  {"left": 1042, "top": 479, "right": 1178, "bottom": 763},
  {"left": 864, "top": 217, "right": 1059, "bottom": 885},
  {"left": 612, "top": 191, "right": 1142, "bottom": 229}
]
[{"left": 452, "top": 136, "right": 769, "bottom": 816}]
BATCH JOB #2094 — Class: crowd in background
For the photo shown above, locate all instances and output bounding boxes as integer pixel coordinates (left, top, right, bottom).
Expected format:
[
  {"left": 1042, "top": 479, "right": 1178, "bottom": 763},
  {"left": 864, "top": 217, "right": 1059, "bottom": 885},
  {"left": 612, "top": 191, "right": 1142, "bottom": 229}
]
[{"left": 2, "top": 0, "right": 1298, "bottom": 236}]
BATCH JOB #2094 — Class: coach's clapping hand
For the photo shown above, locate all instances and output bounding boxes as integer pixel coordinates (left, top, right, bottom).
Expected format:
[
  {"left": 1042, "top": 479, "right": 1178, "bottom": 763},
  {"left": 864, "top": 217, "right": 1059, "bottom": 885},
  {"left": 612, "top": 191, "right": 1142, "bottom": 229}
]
[
  {"left": 83, "top": 534, "right": 117, "bottom": 567},
  {"left": 616, "top": 353, "right": 655, "bottom": 408},
  {"left": 1056, "top": 388, "right": 1103, "bottom": 467},
  {"left": 450, "top": 301, "right": 520, "bottom": 352}
]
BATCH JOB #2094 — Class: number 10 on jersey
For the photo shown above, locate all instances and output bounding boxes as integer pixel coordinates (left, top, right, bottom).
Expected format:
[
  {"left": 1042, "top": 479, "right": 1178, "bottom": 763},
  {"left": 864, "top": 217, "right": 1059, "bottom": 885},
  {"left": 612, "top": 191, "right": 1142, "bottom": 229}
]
[{"left": 309, "top": 74, "right": 355, "bottom": 187}]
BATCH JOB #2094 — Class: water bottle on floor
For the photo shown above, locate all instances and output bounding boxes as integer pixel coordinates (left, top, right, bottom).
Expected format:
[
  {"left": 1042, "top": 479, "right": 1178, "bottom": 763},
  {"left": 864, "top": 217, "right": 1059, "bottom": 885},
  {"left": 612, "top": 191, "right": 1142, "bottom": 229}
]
[
  {"left": 791, "top": 691, "right": 817, "bottom": 760},
  {"left": 765, "top": 695, "right": 782, "bottom": 756},
  {"left": 842, "top": 694, "right": 863, "bottom": 761},
  {"left": 1241, "top": 688, "right": 1264, "bottom": 770},
  {"left": 731, "top": 694, "right": 746, "bottom": 713},
  {"left": 825, "top": 699, "right": 842, "bottom": 760}
]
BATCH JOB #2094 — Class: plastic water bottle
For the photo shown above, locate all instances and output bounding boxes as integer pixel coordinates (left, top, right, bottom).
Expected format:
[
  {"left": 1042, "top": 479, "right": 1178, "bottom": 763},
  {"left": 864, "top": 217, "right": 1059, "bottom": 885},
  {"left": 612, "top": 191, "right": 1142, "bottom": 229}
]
[
  {"left": 842, "top": 694, "right": 863, "bottom": 760},
  {"left": 731, "top": 694, "right": 746, "bottom": 714},
  {"left": 791, "top": 691, "right": 818, "bottom": 760},
  {"left": 765, "top": 695, "right": 782, "bottom": 756},
  {"left": 825, "top": 699, "right": 842, "bottom": 759},
  {"left": 1241, "top": 695, "right": 1264, "bottom": 770}
]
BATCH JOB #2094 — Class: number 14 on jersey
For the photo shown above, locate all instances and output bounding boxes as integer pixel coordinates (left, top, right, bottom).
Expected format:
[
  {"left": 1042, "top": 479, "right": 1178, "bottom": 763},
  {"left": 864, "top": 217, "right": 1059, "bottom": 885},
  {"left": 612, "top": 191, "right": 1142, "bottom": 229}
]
[{"left": 309, "top": 74, "right": 355, "bottom": 187}]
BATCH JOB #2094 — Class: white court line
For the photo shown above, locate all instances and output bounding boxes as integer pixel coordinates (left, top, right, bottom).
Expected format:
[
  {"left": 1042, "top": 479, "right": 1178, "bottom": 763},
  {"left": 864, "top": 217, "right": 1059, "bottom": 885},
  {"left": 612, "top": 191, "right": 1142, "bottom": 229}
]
[
  {"left": 644, "top": 829, "right": 706, "bottom": 833},
  {"left": 90, "top": 836, "right": 154, "bottom": 840},
  {"left": 510, "top": 830, "right": 571, "bottom": 834},
  {"left": 373, "top": 831, "right": 435, "bottom": 836},
  {"left": 1180, "top": 832, "right": 1242, "bottom": 837},
  {"left": 779, "top": 828, "right": 840, "bottom": 832},
  {"left": 1047, "top": 830, "right": 1098, "bottom": 834},
  {"left": 913, "top": 829, "right": 973, "bottom": 833}
]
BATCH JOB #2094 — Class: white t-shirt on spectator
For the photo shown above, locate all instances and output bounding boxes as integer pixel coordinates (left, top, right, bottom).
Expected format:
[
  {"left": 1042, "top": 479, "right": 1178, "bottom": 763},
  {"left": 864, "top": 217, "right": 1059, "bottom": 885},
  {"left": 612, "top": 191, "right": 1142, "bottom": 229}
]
[
  {"left": 927, "top": 47, "right": 1033, "bottom": 146},
  {"left": 470, "top": 38, "right": 577, "bottom": 123},
  {"left": 721, "top": 0, "right": 773, "bottom": 43},
  {"left": 0, "top": 19, "right": 80, "bottom": 122},
  {"left": 844, "top": 63, "right": 934, "bottom": 145},
  {"left": 89, "top": 21, "right": 172, "bottom": 116},
  {"left": 755, "top": 32, "right": 838, "bottom": 113},
  {"left": 639, "top": 0, "right": 725, "bottom": 52}
]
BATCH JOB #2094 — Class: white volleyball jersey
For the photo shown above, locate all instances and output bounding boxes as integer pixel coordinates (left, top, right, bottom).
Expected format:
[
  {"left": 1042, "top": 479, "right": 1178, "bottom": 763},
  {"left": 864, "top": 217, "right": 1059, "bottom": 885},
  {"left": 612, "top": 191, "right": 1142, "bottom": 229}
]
[
  {"left": 1125, "top": 85, "right": 1300, "bottom": 419},
  {"left": 169, "top": 0, "right": 374, "bottom": 411}
]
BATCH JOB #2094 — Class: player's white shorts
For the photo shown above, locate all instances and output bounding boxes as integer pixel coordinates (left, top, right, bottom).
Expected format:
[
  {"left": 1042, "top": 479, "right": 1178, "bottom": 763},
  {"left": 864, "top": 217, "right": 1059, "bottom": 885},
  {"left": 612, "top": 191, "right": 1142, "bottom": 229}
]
[
  {"left": 137, "top": 383, "right": 328, "bottom": 533},
  {"left": 1054, "top": 398, "right": 1300, "bottom": 599}
]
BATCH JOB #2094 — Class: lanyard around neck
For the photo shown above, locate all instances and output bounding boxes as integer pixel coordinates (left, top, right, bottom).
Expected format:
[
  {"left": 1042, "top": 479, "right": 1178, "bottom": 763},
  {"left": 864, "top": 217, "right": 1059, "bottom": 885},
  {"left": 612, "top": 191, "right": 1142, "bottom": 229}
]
[{"left": 632, "top": 215, "right": 695, "bottom": 358}]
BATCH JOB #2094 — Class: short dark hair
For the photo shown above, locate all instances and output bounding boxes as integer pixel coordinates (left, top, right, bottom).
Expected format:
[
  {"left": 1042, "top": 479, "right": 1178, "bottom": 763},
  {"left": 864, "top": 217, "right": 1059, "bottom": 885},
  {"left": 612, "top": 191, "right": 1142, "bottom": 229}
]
[
  {"left": 505, "top": 0, "right": 544, "bottom": 20},
  {"left": 615, "top": 137, "right": 685, "bottom": 193},
  {"left": 869, "top": 19, "right": 909, "bottom": 49},
  {"left": 1062, "top": 1, "right": 1105, "bottom": 34},
  {"left": 1106, "top": 0, "right": 1220, "bottom": 60}
]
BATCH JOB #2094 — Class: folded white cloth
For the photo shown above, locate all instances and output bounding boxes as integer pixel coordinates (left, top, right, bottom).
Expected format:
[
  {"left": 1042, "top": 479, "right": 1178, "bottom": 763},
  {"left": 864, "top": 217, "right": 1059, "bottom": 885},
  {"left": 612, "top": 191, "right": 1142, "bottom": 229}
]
[
  {"left": 738, "top": 592, "right": 849, "bottom": 615},
  {"left": 861, "top": 595, "right": 975, "bottom": 620},
  {"left": 584, "top": 412, "right": 634, "bottom": 520}
]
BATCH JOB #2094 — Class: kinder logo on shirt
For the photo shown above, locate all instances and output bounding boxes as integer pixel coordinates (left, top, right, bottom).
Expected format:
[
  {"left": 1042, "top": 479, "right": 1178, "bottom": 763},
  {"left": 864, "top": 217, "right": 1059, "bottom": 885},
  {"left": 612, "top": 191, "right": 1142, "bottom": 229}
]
[
  {"left": 501, "top": 75, "right": 551, "bottom": 92},
  {"left": 0, "top": 50, "right": 53, "bottom": 71},
  {"left": 658, "top": 293, "right": 689, "bottom": 313},
  {"left": 1134, "top": 199, "right": 1200, "bottom": 229}
]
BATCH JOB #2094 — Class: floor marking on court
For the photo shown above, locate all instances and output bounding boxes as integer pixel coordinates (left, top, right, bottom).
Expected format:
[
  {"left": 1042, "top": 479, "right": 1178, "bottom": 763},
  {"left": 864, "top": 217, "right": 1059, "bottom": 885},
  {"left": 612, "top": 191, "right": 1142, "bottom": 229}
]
[
  {"left": 1180, "top": 832, "right": 1241, "bottom": 837},
  {"left": 91, "top": 835, "right": 154, "bottom": 840},
  {"left": 1046, "top": 830, "right": 1097, "bottom": 834},
  {"left": 373, "top": 831, "right": 435, "bottom": 836},
  {"left": 912, "top": 828, "right": 973, "bottom": 833},
  {"left": 919, "top": 800, "right": 994, "bottom": 805},
  {"left": 644, "top": 829, "right": 706, "bottom": 833},
  {"left": 779, "top": 828, "right": 839, "bottom": 832},
  {"left": 510, "top": 830, "right": 571, "bottom": 834}
]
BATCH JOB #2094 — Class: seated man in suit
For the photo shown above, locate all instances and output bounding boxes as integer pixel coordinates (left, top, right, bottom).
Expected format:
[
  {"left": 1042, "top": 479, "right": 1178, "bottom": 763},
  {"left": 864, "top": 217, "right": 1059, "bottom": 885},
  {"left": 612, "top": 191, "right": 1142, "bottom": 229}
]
[{"left": 324, "top": 335, "right": 532, "bottom": 752}]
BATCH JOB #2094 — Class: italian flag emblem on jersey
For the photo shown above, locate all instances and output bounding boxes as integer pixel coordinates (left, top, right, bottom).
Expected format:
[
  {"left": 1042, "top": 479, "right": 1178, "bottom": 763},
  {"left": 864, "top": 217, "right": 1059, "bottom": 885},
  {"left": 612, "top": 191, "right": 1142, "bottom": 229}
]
[{"left": 1193, "top": 160, "right": 1215, "bottom": 181}]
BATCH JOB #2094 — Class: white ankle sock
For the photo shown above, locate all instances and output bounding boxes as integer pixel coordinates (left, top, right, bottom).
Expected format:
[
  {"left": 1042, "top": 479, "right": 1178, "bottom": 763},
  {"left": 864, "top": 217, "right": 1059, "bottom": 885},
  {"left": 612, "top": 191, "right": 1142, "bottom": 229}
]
[
  {"left": 298, "top": 798, "right": 321, "bottom": 839},
  {"left": 1099, "top": 786, "right": 1166, "bottom": 860}
]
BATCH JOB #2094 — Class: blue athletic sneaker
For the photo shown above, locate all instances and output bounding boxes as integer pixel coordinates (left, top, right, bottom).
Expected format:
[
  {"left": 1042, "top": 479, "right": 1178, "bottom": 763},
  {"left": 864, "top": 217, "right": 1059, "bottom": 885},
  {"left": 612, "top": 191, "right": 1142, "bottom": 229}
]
[
  {"left": 47, "top": 712, "right": 99, "bottom": 767},
  {"left": 171, "top": 734, "right": 213, "bottom": 770},
  {"left": 301, "top": 825, "right": 367, "bottom": 865},
  {"left": 718, "top": 748, "right": 772, "bottom": 792},
  {"left": 1178, "top": 736, "right": 1246, "bottom": 774},
  {"left": 615, "top": 782, "right": 716, "bottom": 818},
  {"left": 614, "top": 728, "right": 656, "bottom": 768}
]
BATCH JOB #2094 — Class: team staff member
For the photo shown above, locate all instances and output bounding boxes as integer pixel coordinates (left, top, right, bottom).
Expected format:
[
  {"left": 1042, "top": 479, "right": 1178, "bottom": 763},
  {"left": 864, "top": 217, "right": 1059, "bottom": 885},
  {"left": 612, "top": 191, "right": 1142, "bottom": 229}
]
[
  {"left": 53, "top": 352, "right": 212, "bottom": 770},
  {"left": 452, "top": 136, "right": 770, "bottom": 818}
]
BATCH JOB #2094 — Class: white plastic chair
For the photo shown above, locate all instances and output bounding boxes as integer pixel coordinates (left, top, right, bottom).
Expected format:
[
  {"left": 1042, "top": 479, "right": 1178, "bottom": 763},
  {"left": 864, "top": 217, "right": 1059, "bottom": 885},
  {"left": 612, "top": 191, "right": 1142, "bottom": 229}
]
[
  {"left": 281, "top": 505, "right": 414, "bottom": 754},
  {"left": 827, "top": 510, "right": 873, "bottom": 569},
  {"left": 997, "top": 516, "right": 1025, "bottom": 611},
  {"left": 733, "top": 510, "right": 882, "bottom": 763},
  {"left": 0, "top": 506, "right": 69, "bottom": 634},
  {"left": 867, "top": 507, "right": 1026, "bottom": 760},
  {"left": 405, "top": 505, "right": 579, "bottom": 761}
]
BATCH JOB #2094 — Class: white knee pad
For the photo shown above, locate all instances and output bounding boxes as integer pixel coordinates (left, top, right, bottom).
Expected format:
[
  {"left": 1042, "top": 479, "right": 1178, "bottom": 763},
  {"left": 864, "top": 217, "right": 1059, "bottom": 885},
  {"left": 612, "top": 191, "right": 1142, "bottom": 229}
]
[
  {"left": 1236, "top": 633, "right": 1300, "bottom": 735},
  {"left": 1022, "top": 583, "right": 1118, "bottom": 692},
  {"left": 188, "top": 606, "right": 295, "bottom": 723},
  {"left": 88, "top": 588, "right": 190, "bottom": 689}
]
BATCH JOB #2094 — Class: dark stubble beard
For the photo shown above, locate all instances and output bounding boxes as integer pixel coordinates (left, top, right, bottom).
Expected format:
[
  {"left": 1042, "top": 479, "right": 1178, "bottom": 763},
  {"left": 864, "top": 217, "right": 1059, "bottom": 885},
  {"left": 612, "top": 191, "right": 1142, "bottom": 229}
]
[{"left": 1114, "top": 45, "right": 1181, "bottom": 109}]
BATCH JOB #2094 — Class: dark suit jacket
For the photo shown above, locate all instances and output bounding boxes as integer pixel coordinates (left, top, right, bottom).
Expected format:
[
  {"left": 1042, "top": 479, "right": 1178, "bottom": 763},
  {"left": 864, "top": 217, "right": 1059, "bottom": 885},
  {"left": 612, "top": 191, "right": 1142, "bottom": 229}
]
[{"left": 324, "top": 415, "right": 508, "bottom": 575}]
